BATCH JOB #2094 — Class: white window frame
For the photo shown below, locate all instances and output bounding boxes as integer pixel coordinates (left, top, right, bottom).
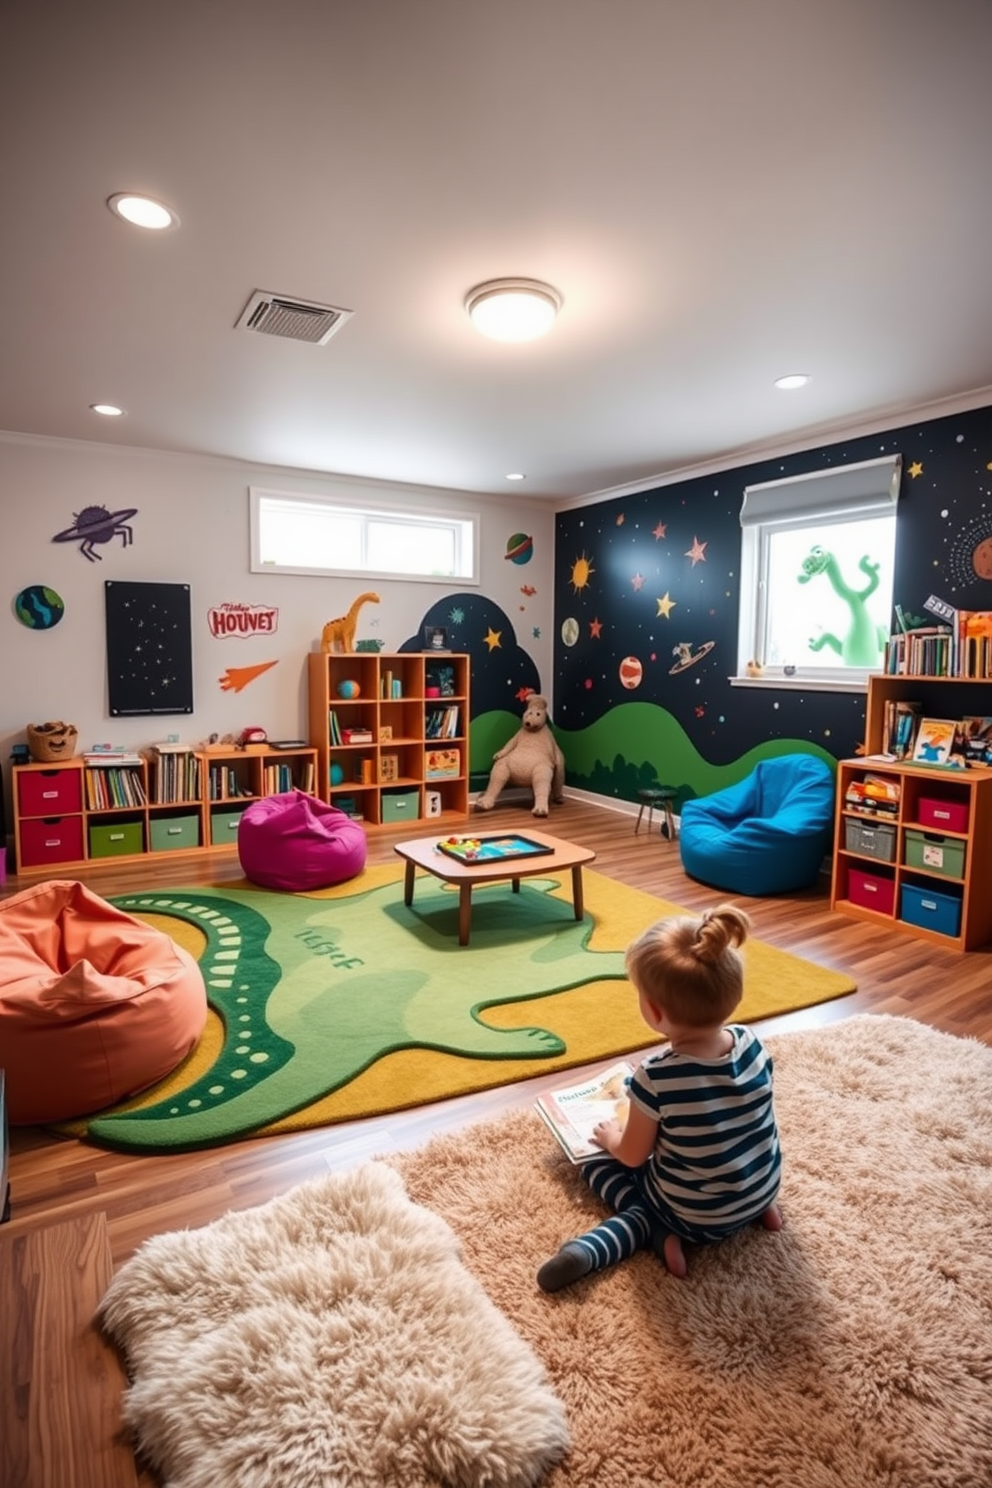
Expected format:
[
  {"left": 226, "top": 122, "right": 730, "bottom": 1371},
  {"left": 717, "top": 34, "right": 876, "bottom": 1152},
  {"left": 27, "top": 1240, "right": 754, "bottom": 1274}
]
[
  {"left": 736, "top": 454, "right": 902, "bottom": 691},
  {"left": 249, "top": 486, "right": 480, "bottom": 584}
]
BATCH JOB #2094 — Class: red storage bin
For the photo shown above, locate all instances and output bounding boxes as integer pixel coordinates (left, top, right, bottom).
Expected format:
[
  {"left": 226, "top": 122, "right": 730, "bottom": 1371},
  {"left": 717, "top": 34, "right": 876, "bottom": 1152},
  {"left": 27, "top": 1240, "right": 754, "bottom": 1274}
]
[
  {"left": 918, "top": 796, "right": 968, "bottom": 834},
  {"left": 17, "top": 767, "right": 83, "bottom": 817},
  {"left": 19, "top": 815, "right": 85, "bottom": 868},
  {"left": 848, "top": 865, "right": 895, "bottom": 916}
]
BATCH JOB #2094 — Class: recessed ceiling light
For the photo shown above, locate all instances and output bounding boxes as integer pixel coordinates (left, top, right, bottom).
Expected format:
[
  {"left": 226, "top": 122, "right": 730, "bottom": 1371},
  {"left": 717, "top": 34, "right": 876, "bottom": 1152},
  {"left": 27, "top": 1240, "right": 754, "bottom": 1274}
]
[
  {"left": 90, "top": 403, "right": 125, "bottom": 417},
  {"left": 466, "top": 279, "right": 561, "bottom": 342},
  {"left": 774, "top": 373, "right": 811, "bottom": 391},
  {"left": 107, "top": 193, "right": 179, "bottom": 230},
  {"left": 506, "top": 472, "right": 526, "bottom": 481}
]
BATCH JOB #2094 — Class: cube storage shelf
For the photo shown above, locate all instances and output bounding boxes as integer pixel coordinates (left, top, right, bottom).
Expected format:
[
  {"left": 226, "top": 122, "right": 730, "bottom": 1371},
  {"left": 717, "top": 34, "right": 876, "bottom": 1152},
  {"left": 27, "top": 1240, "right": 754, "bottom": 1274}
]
[
  {"left": 831, "top": 674, "right": 992, "bottom": 951},
  {"left": 308, "top": 651, "right": 470, "bottom": 825},
  {"left": 12, "top": 745, "right": 318, "bottom": 874}
]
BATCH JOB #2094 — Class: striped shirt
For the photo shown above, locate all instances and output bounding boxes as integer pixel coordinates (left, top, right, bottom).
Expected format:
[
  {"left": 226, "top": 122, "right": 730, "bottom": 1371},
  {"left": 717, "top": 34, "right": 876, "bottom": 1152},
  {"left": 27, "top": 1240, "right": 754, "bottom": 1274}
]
[{"left": 628, "top": 1025, "right": 781, "bottom": 1234}]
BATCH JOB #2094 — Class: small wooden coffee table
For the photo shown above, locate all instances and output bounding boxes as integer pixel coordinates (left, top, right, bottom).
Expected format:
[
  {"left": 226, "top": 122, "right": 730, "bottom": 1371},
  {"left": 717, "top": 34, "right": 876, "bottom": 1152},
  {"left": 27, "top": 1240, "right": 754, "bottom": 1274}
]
[{"left": 394, "top": 828, "right": 596, "bottom": 946}]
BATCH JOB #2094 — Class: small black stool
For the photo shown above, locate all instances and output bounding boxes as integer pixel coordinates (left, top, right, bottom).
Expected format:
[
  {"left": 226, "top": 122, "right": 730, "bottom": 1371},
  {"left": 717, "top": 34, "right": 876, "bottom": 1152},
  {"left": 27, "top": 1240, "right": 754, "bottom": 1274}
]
[{"left": 634, "top": 787, "right": 677, "bottom": 840}]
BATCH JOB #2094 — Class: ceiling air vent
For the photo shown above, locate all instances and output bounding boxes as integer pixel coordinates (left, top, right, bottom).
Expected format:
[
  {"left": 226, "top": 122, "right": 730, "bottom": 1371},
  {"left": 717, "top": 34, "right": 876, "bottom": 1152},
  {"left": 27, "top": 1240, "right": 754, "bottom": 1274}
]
[{"left": 235, "top": 291, "right": 353, "bottom": 345}]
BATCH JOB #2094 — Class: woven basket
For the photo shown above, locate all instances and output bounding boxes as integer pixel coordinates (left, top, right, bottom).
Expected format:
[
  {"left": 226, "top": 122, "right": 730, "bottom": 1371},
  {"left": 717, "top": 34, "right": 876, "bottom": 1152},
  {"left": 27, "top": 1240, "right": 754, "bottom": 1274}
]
[{"left": 26, "top": 720, "right": 78, "bottom": 763}]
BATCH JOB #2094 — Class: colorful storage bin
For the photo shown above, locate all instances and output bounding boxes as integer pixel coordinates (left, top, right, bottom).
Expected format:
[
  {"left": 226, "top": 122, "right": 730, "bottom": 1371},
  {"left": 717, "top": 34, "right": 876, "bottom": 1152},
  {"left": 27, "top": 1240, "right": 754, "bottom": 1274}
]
[
  {"left": 149, "top": 814, "right": 201, "bottom": 852},
  {"left": 899, "top": 882, "right": 962, "bottom": 938},
  {"left": 19, "top": 815, "right": 85, "bottom": 868},
  {"left": 844, "top": 819, "right": 896, "bottom": 862},
  {"left": 89, "top": 820, "right": 144, "bottom": 858},
  {"left": 903, "top": 829, "right": 966, "bottom": 879},
  {"left": 847, "top": 865, "right": 896, "bottom": 916},
  {"left": 17, "top": 767, "right": 83, "bottom": 817},
  {"left": 917, "top": 796, "right": 968, "bottom": 834},
  {"left": 380, "top": 789, "right": 420, "bottom": 824}
]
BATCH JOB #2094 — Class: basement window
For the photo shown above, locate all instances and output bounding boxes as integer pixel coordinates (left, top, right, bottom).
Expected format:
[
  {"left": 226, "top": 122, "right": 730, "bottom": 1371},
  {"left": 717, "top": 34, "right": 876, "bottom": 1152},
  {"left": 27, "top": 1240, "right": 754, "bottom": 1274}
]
[
  {"left": 737, "top": 454, "right": 902, "bottom": 689},
  {"left": 249, "top": 487, "right": 480, "bottom": 584}
]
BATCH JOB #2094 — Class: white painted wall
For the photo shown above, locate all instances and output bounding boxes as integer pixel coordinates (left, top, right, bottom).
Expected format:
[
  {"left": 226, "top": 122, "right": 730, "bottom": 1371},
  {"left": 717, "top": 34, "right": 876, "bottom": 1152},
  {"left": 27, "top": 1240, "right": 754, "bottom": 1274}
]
[{"left": 0, "top": 433, "right": 554, "bottom": 829}]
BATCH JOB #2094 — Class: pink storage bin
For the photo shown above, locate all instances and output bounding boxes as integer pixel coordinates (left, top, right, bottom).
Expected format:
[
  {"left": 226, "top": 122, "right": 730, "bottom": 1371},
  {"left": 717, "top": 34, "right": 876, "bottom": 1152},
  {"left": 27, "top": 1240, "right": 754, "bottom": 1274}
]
[
  {"left": 848, "top": 865, "right": 895, "bottom": 916},
  {"left": 17, "top": 767, "right": 83, "bottom": 817},
  {"left": 918, "top": 796, "right": 968, "bottom": 834}
]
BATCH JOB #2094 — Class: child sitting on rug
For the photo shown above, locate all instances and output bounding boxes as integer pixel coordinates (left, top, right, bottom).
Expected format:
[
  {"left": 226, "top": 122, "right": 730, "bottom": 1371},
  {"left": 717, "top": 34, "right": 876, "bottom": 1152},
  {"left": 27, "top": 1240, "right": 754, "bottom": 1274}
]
[{"left": 537, "top": 904, "right": 783, "bottom": 1292}]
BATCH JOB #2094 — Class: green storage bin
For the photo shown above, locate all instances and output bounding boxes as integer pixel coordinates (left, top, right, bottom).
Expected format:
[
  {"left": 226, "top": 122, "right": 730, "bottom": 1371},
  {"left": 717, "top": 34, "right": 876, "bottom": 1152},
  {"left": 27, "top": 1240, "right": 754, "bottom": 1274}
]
[
  {"left": 903, "top": 828, "right": 966, "bottom": 879},
  {"left": 150, "top": 813, "right": 201, "bottom": 852},
  {"left": 380, "top": 788, "right": 420, "bottom": 824},
  {"left": 210, "top": 807, "right": 246, "bottom": 846},
  {"left": 89, "top": 819, "right": 145, "bottom": 858}
]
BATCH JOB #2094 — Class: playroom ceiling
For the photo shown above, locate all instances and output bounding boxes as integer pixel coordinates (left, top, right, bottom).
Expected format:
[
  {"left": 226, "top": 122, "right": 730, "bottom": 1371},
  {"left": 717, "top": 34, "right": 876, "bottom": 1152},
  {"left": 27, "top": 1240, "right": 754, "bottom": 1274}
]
[{"left": 2, "top": 0, "right": 992, "bottom": 502}]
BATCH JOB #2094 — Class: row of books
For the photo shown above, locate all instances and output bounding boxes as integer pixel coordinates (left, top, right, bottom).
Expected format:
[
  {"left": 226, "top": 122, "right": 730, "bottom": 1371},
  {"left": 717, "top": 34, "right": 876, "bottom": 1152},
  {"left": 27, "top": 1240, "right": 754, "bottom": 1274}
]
[
  {"left": 884, "top": 609, "right": 992, "bottom": 678},
  {"left": 881, "top": 700, "right": 992, "bottom": 768},
  {"left": 207, "top": 765, "right": 253, "bottom": 800},
  {"left": 425, "top": 707, "right": 460, "bottom": 739},
  {"left": 83, "top": 765, "right": 147, "bottom": 810},
  {"left": 151, "top": 750, "right": 201, "bottom": 803},
  {"left": 263, "top": 760, "right": 315, "bottom": 795}
]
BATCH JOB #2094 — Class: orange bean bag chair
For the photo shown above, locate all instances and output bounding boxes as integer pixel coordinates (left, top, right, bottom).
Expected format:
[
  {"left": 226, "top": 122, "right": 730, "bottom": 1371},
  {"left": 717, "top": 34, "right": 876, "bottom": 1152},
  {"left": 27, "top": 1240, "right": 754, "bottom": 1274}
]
[{"left": 0, "top": 879, "right": 207, "bottom": 1124}]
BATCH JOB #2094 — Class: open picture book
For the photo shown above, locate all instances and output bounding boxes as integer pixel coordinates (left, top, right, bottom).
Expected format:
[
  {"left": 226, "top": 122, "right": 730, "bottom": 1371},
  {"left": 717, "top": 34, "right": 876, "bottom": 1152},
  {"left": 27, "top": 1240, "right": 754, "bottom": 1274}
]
[{"left": 535, "top": 1059, "right": 636, "bottom": 1163}]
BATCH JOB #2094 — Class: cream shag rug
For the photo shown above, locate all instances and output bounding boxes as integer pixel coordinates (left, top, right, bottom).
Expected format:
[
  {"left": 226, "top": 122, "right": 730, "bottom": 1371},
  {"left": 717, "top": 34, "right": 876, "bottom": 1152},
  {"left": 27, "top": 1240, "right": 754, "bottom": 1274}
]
[
  {"left": 98, "top": 1164, "right": 569, "bottom": 1488},
  {"left": 391, "top": 1014, "right": 992, "bottom": 1488}
]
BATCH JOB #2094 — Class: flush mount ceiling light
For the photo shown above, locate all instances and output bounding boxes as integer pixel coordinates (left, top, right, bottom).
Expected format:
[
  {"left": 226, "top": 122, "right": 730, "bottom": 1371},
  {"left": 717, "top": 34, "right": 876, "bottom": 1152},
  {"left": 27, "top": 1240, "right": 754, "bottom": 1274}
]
[
  {"left": 466, "top": 279, "right": 562, "bottom": 342},
  {"left": 506, "top": 472, "right": 526, "bottom": 481},
  {"left": 107, "top": 193, "right": 180, "bottom": 230},
  {"left": 90, "top": 403, "right": 125, "bottom": 416},
  {"left": 774, "top": 373, "right": 811, "bottom": 390}
]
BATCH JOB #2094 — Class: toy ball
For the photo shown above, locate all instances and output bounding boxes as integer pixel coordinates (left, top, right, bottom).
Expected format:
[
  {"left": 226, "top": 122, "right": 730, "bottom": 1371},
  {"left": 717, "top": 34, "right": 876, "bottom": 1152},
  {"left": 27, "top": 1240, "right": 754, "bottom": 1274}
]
[
  {"left": 330, "top": 762, "right": 345, "bottom": 786},
  {"left": 336, "top": 679, "right": 361, "bottom": 699}
]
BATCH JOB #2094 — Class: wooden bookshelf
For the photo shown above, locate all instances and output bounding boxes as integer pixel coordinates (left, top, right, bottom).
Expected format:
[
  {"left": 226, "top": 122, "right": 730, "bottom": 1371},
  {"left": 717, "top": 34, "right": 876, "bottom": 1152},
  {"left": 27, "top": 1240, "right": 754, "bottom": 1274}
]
[
  {"left": 11, "top": 745, "right": 318, "bottom": 874},
  {"left": 830, "top": 674, "right": 992, "bottom": 951},
  {"left": 307, "top": 651, "right": 470, "bottom": 825}
]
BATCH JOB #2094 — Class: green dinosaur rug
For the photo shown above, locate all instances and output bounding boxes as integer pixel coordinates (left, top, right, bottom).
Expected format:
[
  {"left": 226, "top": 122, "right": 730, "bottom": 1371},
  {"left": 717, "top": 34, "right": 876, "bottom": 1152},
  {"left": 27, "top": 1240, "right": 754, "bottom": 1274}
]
[{"left": 78, "top": 865, "right": 855, "bottom": 1152}]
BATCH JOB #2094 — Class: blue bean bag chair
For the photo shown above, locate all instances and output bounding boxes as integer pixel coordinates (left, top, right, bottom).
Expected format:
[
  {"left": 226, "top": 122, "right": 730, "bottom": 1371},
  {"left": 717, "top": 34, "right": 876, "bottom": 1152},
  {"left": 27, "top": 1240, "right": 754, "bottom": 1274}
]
[{"left": 679, "top": 754, "right": 835, "bottom": 896}]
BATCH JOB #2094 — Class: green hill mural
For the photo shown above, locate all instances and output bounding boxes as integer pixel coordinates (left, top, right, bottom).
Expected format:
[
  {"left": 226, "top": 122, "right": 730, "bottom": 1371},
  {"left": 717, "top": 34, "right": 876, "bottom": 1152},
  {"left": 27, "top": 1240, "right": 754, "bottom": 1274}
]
[{"left": 471, "top": 702, "right": 834, "bottom": 808}]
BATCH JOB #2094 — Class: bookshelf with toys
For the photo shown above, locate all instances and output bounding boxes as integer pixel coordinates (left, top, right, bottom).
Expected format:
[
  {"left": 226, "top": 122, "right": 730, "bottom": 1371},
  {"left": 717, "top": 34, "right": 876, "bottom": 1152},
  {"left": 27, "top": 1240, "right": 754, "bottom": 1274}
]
[
  {"left": 11, "top": 743, "right": 318, "bottom": 872},
  {"left": 308, "top": 651, "right": 470, "bottom": 825},
  {"left": 830, "top": 673, "right": 992, "bottom": 951}
]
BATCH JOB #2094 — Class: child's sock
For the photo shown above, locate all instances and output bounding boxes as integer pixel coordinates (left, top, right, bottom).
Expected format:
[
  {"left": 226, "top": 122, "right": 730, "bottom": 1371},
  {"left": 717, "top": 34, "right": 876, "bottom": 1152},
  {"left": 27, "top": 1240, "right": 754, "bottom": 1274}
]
[{"left": 536, "top": 1240, "right": 595, "bottom": 1293}]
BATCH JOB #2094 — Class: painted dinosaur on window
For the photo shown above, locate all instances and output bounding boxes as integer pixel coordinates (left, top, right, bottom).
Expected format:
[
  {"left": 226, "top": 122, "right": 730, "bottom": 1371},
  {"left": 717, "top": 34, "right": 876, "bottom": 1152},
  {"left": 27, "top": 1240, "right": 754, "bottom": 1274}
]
[{"left": 797, "top": 546, "right": 887, "bottom": 666}]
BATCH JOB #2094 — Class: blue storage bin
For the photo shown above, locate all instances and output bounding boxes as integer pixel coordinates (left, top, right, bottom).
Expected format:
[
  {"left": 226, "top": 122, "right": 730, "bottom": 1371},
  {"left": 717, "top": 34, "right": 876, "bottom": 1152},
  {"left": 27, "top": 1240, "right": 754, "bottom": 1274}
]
[{"left": 899, "top": 882, "right": 962, "bottom": 939}]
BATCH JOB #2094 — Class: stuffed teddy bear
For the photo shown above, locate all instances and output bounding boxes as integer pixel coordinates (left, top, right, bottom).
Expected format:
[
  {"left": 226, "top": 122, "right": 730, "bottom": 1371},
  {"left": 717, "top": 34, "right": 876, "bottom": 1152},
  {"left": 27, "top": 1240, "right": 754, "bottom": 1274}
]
[{"left": 475, "top": 694, "right": 565, "bottom": 817}]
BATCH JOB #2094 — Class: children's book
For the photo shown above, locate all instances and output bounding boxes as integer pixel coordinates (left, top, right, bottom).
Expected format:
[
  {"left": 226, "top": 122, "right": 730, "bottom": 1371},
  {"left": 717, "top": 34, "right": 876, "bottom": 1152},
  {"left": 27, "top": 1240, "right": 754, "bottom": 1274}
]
[
  {"left": 911, "top": 718, "right": 963, "bottom": 767},
  {"left": 535, "top": 1060, "right": 636, "bottom": 1163}
]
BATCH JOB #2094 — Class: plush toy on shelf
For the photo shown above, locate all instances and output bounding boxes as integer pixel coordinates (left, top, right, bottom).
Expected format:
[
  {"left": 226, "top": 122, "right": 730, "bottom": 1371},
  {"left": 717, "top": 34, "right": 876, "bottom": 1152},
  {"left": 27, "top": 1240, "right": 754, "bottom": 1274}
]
[{"left": 474, "top": 694, "right": 565, "bottom": 818}]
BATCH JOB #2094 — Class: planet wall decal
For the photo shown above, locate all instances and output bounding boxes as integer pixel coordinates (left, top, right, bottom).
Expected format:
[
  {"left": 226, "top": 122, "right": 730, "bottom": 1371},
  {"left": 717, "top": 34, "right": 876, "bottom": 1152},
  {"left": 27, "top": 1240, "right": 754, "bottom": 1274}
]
[
  {"left": 504, "top": 532, "right": 534, "bottom": 565},
  {"left": 561, "top": 617, "right": 580, "bottom": 647},
  {"left": 15, "top": 584, "right": 65, "bottom": 629},
  {"left": 619, "top": 655, "right": 643, "bottom": 689}
]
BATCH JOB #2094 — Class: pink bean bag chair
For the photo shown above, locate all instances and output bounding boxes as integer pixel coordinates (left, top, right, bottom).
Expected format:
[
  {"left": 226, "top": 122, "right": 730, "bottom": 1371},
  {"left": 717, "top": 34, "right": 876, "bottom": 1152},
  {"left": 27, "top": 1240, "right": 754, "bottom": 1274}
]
[
  {"left": 0, "top": 879, "right": 207, "bottom": 1125},
  {"left": 237, "top": 789, "right": 367, "bottom": 891}
]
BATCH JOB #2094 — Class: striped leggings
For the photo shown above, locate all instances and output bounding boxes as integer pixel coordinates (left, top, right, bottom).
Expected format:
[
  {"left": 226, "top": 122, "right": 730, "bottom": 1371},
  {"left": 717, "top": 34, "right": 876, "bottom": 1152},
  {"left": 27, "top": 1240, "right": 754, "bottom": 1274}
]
[{"left": 570, "top": 1157, "right": 730, "bottom": 1274}]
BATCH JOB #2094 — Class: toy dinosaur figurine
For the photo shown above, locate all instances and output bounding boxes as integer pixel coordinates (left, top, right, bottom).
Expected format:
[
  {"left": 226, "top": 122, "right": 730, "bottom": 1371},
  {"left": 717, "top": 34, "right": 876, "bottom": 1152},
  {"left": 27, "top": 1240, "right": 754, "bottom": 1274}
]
[
  {"left": 321, "top": 591, "right": 380, "bottom": 653},
  {"left": 797, "top": 546, "right": 887, "bottom": 667}
]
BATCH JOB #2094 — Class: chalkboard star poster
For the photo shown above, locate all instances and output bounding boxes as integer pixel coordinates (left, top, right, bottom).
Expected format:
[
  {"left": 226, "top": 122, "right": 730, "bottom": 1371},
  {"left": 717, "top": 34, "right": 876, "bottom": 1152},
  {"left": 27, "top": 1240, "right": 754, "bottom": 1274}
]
[{"left": 105, "top": 581, "right": 194, "bottom": 716}]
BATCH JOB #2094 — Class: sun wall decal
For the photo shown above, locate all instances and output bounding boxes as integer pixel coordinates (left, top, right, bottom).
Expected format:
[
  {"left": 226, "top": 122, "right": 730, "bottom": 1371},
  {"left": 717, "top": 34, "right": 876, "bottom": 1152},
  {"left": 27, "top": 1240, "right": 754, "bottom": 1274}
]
[{"left": 570, "top": 552, "right": 594, "bottom": 592}]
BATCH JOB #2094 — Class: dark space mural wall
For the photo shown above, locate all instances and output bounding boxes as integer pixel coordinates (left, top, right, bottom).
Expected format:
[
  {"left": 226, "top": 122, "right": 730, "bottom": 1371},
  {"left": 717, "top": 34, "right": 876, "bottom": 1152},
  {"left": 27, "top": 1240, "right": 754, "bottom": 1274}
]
[{"left": 553, "top": 400, "right": 992, "bottom": 811}]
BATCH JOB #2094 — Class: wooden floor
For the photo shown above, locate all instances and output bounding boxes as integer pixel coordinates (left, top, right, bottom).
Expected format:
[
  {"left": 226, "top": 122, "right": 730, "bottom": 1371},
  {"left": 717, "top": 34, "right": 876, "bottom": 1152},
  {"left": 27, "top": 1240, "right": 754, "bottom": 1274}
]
[{"left": 3, "top": 795, "right": 992, "bottom": 1486}]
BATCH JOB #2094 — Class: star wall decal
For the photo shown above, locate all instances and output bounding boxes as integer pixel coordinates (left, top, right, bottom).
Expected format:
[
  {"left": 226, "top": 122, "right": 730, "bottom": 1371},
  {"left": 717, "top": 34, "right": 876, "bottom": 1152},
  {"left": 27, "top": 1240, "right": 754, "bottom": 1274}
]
[
  {"left": 484, "top": 627, "right": 502, "bottom": 651},
  {"left": 908, "top": 461, "right": 924, "bottom": 478},
  {"left": 656, "top": 592, "right": 676, "bottom": 618},
  {"left": 652, "top": 522, "right": 667, "bottom": 540},
  {"left": 631, "top": 572, "right": 645, "bottom": 591},
  {"left": 589, "top": 617, "right": 603, "bottom": 638},
  {"left": 685, "top": 536, "right": 707, "bottom": 566}
]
